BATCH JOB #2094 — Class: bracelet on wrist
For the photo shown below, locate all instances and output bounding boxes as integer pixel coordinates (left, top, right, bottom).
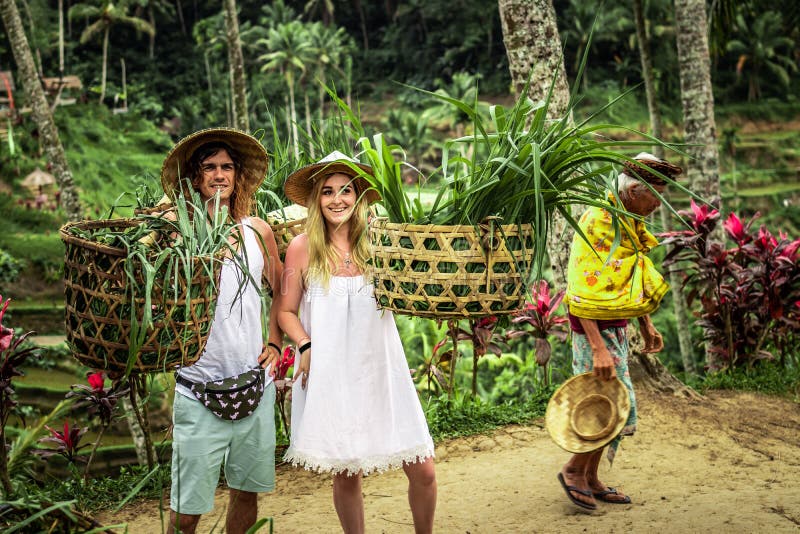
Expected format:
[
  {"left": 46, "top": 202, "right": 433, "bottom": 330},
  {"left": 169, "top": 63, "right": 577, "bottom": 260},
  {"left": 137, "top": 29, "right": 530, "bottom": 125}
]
[
  {"left": 299, "top": 341, "right": 312, "bottom": 354},
  {"left": 268, "top": 342, "right": 281, "bottom": 354}
]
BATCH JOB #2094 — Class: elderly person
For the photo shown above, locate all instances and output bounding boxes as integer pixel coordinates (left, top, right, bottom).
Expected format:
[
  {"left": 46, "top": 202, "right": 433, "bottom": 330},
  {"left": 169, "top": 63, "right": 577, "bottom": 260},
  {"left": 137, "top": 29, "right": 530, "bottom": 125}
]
[
  {"left": 557, "top": 152, "right": 680, "bottom": 511},
  {"left": 161, "top": 128, "right": 283, "bottom": 534}
]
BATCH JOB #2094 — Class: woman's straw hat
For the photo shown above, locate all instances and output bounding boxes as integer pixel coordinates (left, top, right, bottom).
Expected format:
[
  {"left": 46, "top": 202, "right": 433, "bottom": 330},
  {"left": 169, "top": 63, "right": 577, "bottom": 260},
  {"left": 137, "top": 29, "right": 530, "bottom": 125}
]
[
  {"left": 284, "top": 150, "right": 380, "bottom": 207},
  {"left": 545, "top": 373, "right": 631, "bottom": 453},
  {"left": 160, "top": 127, "right": 268, "bottom": 198}
]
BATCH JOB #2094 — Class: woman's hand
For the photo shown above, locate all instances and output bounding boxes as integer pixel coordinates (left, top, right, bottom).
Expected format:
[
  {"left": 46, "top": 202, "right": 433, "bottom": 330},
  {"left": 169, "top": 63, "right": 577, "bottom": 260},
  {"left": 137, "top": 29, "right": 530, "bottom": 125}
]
[{"left": 297, "top": 348, "right": 311, "bottom": 389}]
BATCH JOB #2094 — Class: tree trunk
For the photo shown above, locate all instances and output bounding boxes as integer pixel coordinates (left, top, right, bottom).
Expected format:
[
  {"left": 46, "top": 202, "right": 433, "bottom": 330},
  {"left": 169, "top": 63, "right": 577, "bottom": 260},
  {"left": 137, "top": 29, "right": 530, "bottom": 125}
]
[
  {"left": 1, "top": 0, "right": 82, "bottom": 220},
  {"left": 175, "top": 0, "right": 186, "bottom": 36},
  {"left": 148, "top": 6, "right": 155, "bottom": 60},
  {"left": 100, "top": 26, "right": 108, "bottom": 103},
  {"left": 121, "top": 396, "right": 150, "bottom": 466},
  {"left": 223, "top": 0, "right": 249, "bottom": 132},
  {"left": 674, "top": 0, "right": 722, "bottom": 370},
  {"left": 628, "top": 323, "right": 701, "bottom": 398},
  {"left": 304, "top": 91, "right": 314, "bottom": 159},
  {"left": 498, "top": 0, "right": 573, "bottom": 290},
  {"left": 287, "top": 73, "right": 299, "bottom": 159},
  {"left": 634, "top": 0, "right": 696, "bottom": 376}
]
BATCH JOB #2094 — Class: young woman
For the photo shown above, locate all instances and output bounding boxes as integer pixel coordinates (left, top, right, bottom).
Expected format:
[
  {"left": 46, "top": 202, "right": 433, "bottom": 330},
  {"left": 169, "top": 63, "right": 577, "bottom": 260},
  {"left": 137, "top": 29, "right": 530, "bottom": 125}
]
[{"left": 278, "top": 151, "right": 437, "bottom": 534}]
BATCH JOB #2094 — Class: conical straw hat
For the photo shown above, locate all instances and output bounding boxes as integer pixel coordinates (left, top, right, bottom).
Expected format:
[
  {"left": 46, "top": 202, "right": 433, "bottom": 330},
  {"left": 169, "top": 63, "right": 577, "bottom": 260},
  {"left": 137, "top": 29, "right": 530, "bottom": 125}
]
[
  {"left": 545, "top": 372, "right": 631, "bottom": 453},
  {"left": 284, "top": 150, "right": 379, "bottom": 207},
  {"left": 160, "top": 127, "right": 268, "bottom": 199}
]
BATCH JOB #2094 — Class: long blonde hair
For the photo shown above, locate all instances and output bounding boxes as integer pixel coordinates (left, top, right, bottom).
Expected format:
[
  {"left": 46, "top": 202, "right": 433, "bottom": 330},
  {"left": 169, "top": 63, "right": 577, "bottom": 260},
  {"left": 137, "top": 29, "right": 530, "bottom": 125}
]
[{"left": 304, "top": 174, "right": 372, "bottom": 287}]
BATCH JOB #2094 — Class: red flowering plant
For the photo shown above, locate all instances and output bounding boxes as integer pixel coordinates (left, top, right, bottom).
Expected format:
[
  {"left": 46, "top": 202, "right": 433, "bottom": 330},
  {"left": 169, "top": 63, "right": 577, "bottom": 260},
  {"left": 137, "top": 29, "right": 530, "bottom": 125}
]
[
  {"left": 35, "top": 420, "right": 90, "bottom": 464},
  {"left": 64, "top": 371, "right": 130, "bottom": 477},
  {"left": 427, "top": 317, "right": 508, "bottom": 397},
  {"left": 0, "top": 295, "right": 41, "bottom": 496},
  {"left": 274, "top": 346, "right": 295, "bottom": 438},
  {"left": 660, "top": 203, "right": 800, "bottom": 370},
  {"left": 505, "top": 280, "right": 569, "bottom": 386}
]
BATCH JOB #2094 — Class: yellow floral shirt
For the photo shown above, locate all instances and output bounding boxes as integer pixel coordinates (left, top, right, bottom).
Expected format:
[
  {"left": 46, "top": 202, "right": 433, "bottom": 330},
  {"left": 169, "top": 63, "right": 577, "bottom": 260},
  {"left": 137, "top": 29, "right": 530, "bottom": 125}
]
[{"left": 566, "top": 198, "right": 669, "bottom": 320}]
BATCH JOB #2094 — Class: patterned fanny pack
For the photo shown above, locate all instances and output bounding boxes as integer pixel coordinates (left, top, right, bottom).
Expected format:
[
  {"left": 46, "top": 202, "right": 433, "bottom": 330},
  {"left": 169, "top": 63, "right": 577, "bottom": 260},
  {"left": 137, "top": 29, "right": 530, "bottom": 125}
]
[{"left": 176, "top": 367, "right": 266, "bottom": 420}]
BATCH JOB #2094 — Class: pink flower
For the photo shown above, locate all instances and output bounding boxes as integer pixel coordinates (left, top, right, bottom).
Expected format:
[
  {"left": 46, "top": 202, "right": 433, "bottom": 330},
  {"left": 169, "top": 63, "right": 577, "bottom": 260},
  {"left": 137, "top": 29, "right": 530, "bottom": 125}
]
[
  {"left": 0, "top": 295, "right": 11, "bottom": 353},
  {"left": 476, "top": 316, "right": 498, "bottom": 330},
  {"left": 275, "top": 346, "right": 296, "bottom": 380},
  {"left": 780, "top": 238, "right": 800, "bottom": 259},
  {"left": 757, "top": 226, "right": 777, "bottom": 251},
  {"left": 87, "top": 372, "right": 105, "bottom": 392},
  {"left": 690, "top": 199, "right": 719, "bottom": 232},
  {"left": 723, "top": 213, "right": 747, "bottom": 244},
  {"left": 46, "top": 421, "right": 75, "bottom": 450}
]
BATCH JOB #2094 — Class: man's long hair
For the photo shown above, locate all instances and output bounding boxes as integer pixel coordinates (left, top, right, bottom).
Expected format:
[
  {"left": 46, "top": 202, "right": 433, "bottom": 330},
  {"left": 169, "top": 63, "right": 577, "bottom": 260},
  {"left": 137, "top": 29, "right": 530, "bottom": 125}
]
[{"left": 188, "top": 141, "right": 257, "bottom": 221}]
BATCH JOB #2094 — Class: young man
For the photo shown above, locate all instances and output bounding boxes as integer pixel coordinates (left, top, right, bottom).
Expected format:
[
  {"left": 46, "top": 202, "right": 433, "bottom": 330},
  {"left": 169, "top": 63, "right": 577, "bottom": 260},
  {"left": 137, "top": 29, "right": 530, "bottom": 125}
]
[
  {"left": 160, "top": 128, "right": 283, "bottom": 534},
  {"left": 558, "top": 152, "right": 681, "bottom": 511}
]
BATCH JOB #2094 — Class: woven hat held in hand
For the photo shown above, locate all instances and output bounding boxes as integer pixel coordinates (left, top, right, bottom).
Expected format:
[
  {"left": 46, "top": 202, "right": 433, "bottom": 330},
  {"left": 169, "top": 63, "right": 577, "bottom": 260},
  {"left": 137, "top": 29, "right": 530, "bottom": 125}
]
[{"left": 545, "top": 372, "right": 631, "bottom": 453}]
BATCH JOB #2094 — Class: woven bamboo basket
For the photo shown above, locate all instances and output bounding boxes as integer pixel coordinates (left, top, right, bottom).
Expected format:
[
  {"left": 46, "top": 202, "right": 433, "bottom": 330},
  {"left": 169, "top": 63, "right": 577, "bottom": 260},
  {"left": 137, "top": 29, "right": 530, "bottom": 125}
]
[
  {"left": 266, "top": 204, "right": 307, "bottom": 259},
  {"left": 60, "top": 219, "right": 221, "bottom": 374},
  {"left": 368, "top": 218, "right": 534, "bottom": 318}
]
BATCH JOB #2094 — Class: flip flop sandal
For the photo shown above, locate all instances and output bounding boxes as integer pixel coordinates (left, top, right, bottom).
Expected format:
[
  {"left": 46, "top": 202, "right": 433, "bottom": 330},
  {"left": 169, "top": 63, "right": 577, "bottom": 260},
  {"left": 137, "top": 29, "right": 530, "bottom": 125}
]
[
  {"left": 557, "top": 473, "right": 597, "bottom": 511},
  {"left": 593, "top": 487, "right": 632, "bottom": 504}
]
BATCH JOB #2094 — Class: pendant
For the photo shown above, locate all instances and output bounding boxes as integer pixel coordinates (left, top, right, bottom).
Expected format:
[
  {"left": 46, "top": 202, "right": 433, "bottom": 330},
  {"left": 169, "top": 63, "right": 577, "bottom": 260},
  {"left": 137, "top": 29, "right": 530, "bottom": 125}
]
[{"left": 343, "top": 252, "right": 352, "bottom": 266}]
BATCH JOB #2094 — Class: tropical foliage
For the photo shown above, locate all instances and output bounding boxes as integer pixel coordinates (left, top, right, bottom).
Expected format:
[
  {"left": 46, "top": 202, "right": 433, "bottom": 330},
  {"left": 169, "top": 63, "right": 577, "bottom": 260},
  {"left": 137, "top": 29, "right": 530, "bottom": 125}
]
[{"left": 661, "top": 201, "right": 800, "bottom": 370}]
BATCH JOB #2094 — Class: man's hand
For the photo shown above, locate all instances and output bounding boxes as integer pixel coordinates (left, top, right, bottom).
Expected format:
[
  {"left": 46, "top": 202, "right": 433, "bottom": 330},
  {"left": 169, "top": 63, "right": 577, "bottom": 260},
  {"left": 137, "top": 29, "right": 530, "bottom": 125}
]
[
  {"left": 297, "top": 349, "right": 311, "bottom": 389},
  {"left": 258, "top": 344, "right": 280, "bottom": 376},
  {"left": 639, "top": 316, "right": 664, "bottom": 354},
  {"left": 592, "top": 346, "right": 616, "bottom": 381}
]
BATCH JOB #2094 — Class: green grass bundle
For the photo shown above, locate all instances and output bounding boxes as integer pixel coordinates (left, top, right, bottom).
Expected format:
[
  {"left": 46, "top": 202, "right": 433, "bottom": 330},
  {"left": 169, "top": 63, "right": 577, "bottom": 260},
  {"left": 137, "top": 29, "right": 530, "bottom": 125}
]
[{"left": 61, "top": 191, "right": 250, "bottom": 375}]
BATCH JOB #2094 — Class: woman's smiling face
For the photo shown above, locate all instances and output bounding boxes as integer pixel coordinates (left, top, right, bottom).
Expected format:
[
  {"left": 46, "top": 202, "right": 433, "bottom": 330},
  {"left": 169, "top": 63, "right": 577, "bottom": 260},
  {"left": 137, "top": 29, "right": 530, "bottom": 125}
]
[{"left": 319, "top": 173, "right": 357, "bottom": 226}]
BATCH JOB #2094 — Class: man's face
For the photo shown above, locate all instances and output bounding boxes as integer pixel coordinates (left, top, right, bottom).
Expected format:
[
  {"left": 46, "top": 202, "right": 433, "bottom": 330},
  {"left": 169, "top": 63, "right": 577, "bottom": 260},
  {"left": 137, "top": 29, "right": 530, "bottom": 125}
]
[
  {"left": 196, "top": 149, "right": 236, "bottom": 203},
  {"left": 625, "top": 182, "right": 666, "bottom": 216}
]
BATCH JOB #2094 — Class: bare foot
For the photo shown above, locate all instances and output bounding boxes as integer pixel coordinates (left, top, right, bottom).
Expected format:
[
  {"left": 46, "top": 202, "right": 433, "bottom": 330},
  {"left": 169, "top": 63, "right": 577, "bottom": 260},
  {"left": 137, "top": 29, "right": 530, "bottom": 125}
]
[{"left": 558, "top": 469, "right": 596, "bottom": 510}]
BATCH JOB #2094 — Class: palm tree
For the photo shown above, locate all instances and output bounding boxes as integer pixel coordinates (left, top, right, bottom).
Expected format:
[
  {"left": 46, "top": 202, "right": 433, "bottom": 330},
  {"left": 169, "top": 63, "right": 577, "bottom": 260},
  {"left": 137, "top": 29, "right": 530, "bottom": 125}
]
[
  {"left": 498, "top": 0, "right": 572, "bottom": 291},
  {"left": 633, "top": 0, "right": 696, "bottom": 376},
  {"left": 1, "top": 0, "right": 82, "bottom": 220},
  {"left": 674, "top": 0, "right": 723, "bottom": 370},
  {"left": 726, "top": 10, "right": 797, "bottom": 101},
  {"left": 223, "top": 0, "right": 249, "bottom": 131},
  {"left": 306, "top": 21, "right": 352, "bottom": 124},
  {"left": 69, "top": 1, "right": 154, "bottom": 103},
  {"left": 258, "top": 20, "right": 313, "bottom": 158},
  {"left": 559, "top": 0, "right": 633, "bottom": 89}
]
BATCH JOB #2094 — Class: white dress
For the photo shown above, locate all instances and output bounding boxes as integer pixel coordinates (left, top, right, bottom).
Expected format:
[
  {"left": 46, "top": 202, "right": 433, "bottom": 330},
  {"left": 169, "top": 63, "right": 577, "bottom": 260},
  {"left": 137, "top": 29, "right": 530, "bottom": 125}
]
[{"left": 284, "top": 275, "right": 435, "bottom": 475}]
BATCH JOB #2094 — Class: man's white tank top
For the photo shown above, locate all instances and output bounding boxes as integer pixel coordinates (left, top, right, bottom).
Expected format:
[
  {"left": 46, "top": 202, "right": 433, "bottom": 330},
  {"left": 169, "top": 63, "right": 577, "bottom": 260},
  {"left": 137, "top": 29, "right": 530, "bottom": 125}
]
[{"left": 175, "top": 217, "right": 269, "bottom": 398}]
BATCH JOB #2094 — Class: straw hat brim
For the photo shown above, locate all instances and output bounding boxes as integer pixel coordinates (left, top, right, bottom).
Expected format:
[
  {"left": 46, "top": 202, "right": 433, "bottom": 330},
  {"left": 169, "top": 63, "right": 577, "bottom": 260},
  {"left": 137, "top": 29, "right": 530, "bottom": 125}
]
[
  {"left": 160, "top": 128, "right": 268, "bottom": 198},
  {"left": 284, "top": 160, "right": 380, "bottom": 207},
  {"left": 545, "top": 373, "right": 631, "bottom": 454}
]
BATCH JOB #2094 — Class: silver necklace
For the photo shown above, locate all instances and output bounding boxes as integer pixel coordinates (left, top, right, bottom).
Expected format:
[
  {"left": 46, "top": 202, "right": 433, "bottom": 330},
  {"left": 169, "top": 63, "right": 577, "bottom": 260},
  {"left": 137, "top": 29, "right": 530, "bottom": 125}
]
[{"left": 343, "top": 251, "right": 352, "bottom": 266}]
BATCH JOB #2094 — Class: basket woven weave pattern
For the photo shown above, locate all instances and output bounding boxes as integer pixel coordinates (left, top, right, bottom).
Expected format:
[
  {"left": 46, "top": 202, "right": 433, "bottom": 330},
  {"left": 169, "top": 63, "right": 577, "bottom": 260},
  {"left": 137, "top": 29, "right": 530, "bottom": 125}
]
[
  {"left": 369, "top": 221, "right": 534, "bottom": 318},
  {"left": 61, "top": 219, "right": 220, "bottom": 374}
]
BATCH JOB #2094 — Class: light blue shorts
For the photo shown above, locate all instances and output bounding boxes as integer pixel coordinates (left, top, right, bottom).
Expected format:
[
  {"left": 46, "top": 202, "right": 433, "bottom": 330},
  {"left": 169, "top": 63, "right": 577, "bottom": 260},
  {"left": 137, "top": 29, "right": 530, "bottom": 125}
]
[{"left": 170, "top": 381, "right": 276, "bottom": 515}]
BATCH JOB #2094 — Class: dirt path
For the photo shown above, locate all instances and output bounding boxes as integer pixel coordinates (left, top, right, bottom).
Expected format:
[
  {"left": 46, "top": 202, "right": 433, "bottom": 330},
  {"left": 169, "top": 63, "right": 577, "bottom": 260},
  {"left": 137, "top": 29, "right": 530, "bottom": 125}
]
[{"left": 100, "top": 390, "right": 800, "bottom": 533}]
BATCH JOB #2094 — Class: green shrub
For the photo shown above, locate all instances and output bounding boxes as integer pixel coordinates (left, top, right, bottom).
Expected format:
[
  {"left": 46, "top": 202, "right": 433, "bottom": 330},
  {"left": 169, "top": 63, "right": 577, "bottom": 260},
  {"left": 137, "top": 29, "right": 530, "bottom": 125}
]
[
  {"left": 691, "top": 360, "right": 800, "bottom": 397},
  {"left": 0, "top": 248, "right": 23, "bottom": 290}
]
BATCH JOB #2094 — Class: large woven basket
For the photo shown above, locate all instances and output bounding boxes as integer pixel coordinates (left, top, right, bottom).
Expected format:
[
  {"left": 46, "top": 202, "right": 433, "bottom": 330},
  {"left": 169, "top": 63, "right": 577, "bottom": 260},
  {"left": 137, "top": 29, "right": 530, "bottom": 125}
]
[
  {"left": 266, "top": 204, "right": 307, "bottom": 259},
  {"left": 60, "top": 219, "right": 221, "bottom": 374},
  {"left": 368, "top": 219, "right": 534, "bottom": 318}
]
